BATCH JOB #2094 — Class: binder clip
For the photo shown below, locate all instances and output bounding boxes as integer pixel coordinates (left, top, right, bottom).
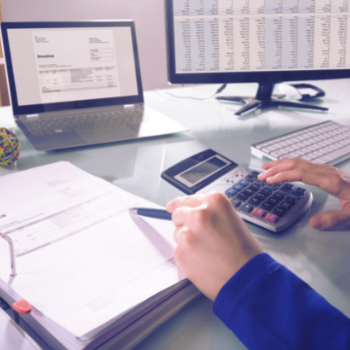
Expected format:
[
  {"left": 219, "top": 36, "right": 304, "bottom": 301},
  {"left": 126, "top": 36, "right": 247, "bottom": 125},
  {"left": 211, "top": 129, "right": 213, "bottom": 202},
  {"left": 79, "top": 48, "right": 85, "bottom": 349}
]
[{"left": 12, "top": 299, "right": 32, "bottom": 324}]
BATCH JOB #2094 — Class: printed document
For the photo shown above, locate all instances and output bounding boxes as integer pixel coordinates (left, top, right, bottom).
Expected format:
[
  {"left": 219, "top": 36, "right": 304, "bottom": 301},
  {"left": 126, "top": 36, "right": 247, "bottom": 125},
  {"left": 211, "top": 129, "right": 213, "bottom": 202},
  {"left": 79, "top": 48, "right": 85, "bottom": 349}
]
[{"left": 0, "top": 162, "right": 183, "bottom": 337}]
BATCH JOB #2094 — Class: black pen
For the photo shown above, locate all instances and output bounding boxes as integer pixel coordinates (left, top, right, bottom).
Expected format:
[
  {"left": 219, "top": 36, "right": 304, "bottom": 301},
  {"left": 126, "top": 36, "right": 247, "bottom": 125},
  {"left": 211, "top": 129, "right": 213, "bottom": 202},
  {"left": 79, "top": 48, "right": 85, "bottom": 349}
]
[{"left": 130, "top": 208, "right": 172, "bottom": 221}]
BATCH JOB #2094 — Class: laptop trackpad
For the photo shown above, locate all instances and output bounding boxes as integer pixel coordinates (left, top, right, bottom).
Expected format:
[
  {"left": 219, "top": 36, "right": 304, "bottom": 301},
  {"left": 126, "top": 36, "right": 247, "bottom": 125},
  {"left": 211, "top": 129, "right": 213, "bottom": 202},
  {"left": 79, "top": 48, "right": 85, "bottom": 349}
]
[{"left": 76, "top": 126, "right": 137, "bottom": 143}]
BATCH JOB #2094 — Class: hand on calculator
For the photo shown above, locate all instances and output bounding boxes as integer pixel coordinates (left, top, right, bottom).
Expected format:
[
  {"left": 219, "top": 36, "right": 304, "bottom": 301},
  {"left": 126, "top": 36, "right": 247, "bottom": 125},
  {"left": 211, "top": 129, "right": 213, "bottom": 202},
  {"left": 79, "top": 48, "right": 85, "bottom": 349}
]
[{"left": 259, "top": 158, "right": 350, "bottom": 230}]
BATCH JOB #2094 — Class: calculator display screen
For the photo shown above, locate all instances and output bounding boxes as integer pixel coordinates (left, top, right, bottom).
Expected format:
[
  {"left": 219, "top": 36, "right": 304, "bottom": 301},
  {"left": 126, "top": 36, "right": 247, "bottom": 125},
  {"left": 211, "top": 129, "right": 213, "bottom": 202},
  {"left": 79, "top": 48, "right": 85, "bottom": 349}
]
[{"left": 180, "top": 157, "right": 227, "bottom": 185}]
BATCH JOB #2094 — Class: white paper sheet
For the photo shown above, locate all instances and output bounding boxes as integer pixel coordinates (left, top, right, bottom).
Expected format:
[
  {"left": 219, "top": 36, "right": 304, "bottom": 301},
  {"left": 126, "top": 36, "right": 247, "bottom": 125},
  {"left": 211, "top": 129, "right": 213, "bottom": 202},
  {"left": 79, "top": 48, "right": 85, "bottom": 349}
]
[{"left": 0, "top": 162, "right": 183, "bottom": 337}]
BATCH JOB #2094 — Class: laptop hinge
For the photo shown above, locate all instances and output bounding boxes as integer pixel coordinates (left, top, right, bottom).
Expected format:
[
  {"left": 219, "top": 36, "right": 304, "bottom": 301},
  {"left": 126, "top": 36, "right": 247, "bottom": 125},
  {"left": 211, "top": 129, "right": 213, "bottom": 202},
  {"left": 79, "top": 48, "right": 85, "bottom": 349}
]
[
  {"left": 26, "top": 114, "right": 40, "bottom": 118},
  {"left": 124, "top": 104, "right": 135, "bottom": 108}
]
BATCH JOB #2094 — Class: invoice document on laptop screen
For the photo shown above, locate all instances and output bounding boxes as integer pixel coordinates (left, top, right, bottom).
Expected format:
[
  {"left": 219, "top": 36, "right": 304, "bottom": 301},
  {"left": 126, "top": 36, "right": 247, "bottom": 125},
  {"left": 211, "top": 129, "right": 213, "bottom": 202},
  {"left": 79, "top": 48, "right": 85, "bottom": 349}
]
[{"left": 7, "top": 26, "right": 139, "bottom": 106}]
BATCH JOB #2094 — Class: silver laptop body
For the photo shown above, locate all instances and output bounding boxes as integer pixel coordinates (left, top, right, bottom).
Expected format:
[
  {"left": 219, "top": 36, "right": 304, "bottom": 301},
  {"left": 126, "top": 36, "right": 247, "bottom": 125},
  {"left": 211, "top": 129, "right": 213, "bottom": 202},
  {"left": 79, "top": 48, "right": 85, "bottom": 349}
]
[{"left": 1, "top": 20, "right": 187, "bottom": 151}]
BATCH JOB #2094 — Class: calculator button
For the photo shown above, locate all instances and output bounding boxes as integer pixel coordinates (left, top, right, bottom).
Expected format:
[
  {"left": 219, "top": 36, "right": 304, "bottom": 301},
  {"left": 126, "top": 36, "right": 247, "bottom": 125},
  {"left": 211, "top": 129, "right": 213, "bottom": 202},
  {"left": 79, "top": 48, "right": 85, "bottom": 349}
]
[
  {"left": 253, "top": 208, "right": 266, "bottom": 218},
  {"left": 256, "top": 192, "right": 267, "bottom": 200},
  {"left": 281, "top": 202, "right": 292, "bottom": 210},
  {"left": 249, "top": 184, "right": 260, "bottom": 191},
  {"left": 285, "top": 197, "right": 296, "bottom": 205},
  {"left": 261, "top": 202, "right": 274, "bottom": 211},
  {"left": 233, "top": 184, "right": 245, "bottom": 191},
  {"left": 266, "top": 213, "right": 279, "bottom": 223},
  {"left": 267, "top": 197, "right": 279, "bottom": 205},
  {"left": 295, "top": 187, "right": 306, "bottom": 194},
  {"left": 238, "top": 179, "right": 250, "bottom": 186},
  {"left": 237, "top": 193, "right": 249, "bottom": 201},
  {"left": 273, "top": 207, "right": 286, "bottom": 217},
  {"left": 245, "top": 188, "right": 256, "bottom": 195},
  {"left": 282, "top": 184, "right": 294, "bottom": 190},
  {"left": 273, "top": 193, "right": 284, "bottom": 201},
  {"left": 280, "top": 186, "right": 304, "bottom": 198},
  {"left": 245, "top": 175, "right": 257, "bottom": 182},
  {"left": 241, "top": 203, "right": 254, "bottom": 213},
  {"left": 231, "top": 199, "right": 241, "bottom": 208},
  {"left": 251, "top": 171, "right": 260, "bottom": 176},
  {"left": 249, "top": 197, "right": 261, "bottom": 206},
  {"left": 254, "top": 180, "right": 266, "bottom": 187},
  {"left": 225, "top": 188, "right": 238, "bottom": 197},
  {"left": 261, "top": 188, "right": 272, "bottom": 196},
  {"left": 266, "top": 184, "right": 281, "bottom": 191}
]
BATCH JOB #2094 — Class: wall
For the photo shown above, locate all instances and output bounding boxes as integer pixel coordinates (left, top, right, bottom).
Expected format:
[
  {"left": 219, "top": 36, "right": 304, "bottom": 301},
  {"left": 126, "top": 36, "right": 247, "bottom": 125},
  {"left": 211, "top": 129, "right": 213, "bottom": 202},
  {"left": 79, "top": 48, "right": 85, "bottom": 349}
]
[{"left": 2, "top": 0, "right": 171, "bottom": 91}]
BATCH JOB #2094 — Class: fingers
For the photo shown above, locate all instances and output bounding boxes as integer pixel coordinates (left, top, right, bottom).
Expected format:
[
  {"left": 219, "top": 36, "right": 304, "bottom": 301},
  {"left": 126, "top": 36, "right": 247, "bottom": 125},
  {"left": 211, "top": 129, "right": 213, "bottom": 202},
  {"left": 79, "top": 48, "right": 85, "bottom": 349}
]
[
  {"left": 166, "top": 194, "right": 205, "bottom": 213},
  {"left": 259, "top": 158, "right": 329, "bottom": 182},
  {"left": 171, "top": 205, "right": 199, "bottom": 227},
  {"left": 263, "top": 168, "right": 326, "bottom": 188},
  {"left": 310, "top": 208, "right": 350, "bottom": 229}
]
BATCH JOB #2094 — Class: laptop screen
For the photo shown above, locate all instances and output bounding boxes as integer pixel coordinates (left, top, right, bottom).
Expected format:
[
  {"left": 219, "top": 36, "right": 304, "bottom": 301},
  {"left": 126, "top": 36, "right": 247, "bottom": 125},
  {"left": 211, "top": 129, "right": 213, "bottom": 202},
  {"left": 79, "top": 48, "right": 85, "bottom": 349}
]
[{"left": 1, "top": 22, "right": 144, "bottom": 116}]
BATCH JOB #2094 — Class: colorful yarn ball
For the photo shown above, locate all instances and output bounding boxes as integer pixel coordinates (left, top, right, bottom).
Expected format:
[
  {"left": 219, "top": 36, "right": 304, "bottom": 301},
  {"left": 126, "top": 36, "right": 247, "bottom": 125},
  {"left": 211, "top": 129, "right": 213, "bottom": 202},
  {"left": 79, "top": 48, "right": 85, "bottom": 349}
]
[{"left": 0, "top": 128, "right": 20, "bottom": 166}]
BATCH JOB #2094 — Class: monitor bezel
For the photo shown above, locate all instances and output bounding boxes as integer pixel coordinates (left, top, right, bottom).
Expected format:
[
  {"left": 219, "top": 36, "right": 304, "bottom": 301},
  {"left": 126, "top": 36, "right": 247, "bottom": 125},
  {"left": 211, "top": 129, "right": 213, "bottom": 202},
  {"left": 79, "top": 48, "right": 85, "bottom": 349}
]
[
  {"left": 1, "top": 21, "right": 144, "bottom": 116},
  {"left": 166, "top": 0, "right": 350, "bottom": 85}
]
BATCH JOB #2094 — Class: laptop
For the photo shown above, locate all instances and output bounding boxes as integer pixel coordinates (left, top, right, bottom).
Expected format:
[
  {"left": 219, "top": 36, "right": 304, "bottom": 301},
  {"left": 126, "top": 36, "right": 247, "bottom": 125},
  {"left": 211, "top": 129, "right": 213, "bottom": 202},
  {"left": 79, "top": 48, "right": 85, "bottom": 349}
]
[{"left": 1, "top": 21, "right": 187, "bottom": 151}]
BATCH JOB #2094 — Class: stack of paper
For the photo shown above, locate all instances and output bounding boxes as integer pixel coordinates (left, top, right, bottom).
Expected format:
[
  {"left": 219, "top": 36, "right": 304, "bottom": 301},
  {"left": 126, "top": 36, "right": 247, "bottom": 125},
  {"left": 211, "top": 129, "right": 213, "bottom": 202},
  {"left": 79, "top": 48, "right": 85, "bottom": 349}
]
[{"left": 0, "top": 162, "right": 200, "bottom": 349}]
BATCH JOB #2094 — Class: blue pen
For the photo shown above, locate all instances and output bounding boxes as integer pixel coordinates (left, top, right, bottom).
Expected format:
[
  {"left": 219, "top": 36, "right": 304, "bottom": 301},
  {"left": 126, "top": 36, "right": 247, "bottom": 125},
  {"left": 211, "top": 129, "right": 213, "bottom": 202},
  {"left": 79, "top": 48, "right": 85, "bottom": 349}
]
[{"left": 130, "top": 208, "right": 172, "bottom": 221}]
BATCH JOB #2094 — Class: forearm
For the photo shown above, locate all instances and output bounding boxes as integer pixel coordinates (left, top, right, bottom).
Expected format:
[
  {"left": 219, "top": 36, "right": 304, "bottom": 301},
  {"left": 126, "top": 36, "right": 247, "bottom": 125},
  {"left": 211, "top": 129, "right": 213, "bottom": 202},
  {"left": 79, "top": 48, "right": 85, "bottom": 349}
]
[{"left": 214, "top": 253, "right": 350, "bottom": 350}]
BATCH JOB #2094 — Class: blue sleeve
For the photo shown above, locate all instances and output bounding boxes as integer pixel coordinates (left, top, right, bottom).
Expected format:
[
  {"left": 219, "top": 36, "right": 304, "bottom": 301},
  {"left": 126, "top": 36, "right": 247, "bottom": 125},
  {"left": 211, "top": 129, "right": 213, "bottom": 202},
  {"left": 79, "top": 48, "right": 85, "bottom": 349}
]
[{"left": 213, "top": 253, "right": 350, "bottom": 350}]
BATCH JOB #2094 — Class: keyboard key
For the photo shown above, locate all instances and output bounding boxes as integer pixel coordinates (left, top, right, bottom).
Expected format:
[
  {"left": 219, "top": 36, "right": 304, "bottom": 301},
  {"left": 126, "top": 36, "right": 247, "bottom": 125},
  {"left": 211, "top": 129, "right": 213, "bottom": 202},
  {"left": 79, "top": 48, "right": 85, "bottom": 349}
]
[
  {"left": 241, "top": 203, "right": 254, "bottom": 213},
  {"left": 253, "top": 208, "right": 266, "bottom": 218},
  {"left": 231, "top": 199, "right": 241, "bottom": 208},
  {"left": 273, "top": 207, "right": 286, "bottom": 217},
  {"left": 266, "top": 213, "right": 279, "bottom": 223},
  {"left": 237, "top": 193, "right": 249, "bottom": 201}
]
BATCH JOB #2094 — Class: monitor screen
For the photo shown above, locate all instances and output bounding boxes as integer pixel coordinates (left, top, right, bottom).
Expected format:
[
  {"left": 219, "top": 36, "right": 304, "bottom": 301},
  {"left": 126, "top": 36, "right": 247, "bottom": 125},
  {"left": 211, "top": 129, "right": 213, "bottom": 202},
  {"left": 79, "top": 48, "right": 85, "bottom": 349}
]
[{"left": 166, "top": 0, "right": 350, "bottom": 84}]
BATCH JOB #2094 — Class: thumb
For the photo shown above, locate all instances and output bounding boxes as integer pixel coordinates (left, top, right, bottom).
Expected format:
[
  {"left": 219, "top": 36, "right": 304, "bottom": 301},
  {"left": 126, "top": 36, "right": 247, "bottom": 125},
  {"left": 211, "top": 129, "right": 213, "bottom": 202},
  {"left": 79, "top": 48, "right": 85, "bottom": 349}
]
[{"left": 310, "top": 209, "right": 350, "bottom": 229}]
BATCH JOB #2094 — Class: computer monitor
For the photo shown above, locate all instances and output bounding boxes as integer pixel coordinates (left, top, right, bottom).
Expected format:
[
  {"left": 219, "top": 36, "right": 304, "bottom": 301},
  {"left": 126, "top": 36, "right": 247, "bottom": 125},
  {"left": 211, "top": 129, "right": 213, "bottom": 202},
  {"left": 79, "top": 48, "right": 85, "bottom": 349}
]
[{"left": 165, "top": 0, "right": 350, "bottom": 115}]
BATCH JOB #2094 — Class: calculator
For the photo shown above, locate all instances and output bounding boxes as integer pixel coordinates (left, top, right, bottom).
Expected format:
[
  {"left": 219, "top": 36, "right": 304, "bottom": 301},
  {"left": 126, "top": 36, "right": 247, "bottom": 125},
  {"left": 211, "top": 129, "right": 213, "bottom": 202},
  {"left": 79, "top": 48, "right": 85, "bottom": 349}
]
[{"left": 161, "top": 149, "right": 313, "bottom": 232}]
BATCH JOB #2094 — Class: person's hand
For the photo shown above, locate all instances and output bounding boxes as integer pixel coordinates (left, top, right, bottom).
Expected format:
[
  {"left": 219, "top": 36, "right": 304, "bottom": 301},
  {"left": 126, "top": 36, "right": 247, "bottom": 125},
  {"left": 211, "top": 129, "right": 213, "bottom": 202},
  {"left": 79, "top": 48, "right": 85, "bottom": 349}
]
[
  {"left": 166, "top": 192, "right": 263, "bottom": 301},
  {"left": 258, "top": 158, "right": 350, "bottom": 229}
]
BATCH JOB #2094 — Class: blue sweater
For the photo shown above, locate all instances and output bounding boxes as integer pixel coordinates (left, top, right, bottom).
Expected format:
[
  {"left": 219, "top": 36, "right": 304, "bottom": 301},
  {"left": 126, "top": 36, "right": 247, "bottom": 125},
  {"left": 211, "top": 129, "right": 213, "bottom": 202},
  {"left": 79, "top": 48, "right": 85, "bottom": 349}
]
[{"left": 213, "top": 253, "right": 350, "bottom": 349}]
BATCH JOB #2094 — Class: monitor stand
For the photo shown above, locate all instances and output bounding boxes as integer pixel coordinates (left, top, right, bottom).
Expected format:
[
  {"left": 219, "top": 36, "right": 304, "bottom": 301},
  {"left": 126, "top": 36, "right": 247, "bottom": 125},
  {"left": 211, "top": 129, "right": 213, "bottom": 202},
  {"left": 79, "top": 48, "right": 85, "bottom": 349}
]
[{"left": 216, "top": 83, "right": 328, "bottom": 116}]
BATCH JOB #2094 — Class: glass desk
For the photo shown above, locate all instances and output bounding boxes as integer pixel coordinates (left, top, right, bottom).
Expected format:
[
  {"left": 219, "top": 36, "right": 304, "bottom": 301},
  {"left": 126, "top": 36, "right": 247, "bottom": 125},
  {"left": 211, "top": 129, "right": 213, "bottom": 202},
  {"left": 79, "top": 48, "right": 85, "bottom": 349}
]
[{"left": 1, "top": 80, "right": 350, "bottom": 350}]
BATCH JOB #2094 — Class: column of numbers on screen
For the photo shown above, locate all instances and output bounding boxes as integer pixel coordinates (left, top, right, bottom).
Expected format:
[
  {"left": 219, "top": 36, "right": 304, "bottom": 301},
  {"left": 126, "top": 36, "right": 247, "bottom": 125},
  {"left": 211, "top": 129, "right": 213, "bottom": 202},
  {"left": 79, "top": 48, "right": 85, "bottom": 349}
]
[{"left": 173, "top": 0, "right": 350, "bottom": 73}]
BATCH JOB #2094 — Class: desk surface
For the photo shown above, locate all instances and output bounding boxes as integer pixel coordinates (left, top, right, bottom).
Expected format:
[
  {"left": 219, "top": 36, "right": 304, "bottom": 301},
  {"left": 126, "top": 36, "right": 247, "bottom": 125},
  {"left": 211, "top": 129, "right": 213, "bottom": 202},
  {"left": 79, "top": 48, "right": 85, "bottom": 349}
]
[{"left": 1, "top": 80, "right": 350, "bottom": 350}]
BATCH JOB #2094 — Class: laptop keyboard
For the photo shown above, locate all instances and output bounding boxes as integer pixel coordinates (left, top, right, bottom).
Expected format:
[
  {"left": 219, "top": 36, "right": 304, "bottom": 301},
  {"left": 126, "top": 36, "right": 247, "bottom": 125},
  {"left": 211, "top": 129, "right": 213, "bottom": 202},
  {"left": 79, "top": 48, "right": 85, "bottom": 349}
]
[{"left": 22, "top": 108, "right": 145, "bottom": 136}]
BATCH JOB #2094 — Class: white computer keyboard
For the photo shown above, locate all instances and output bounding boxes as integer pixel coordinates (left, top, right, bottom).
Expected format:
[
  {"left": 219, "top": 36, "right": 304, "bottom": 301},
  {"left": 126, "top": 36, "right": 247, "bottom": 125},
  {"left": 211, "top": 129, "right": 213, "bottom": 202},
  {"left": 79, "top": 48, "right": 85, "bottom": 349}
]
[{"left": 251, "top": 121, "right": 350, "bottom": 166}]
